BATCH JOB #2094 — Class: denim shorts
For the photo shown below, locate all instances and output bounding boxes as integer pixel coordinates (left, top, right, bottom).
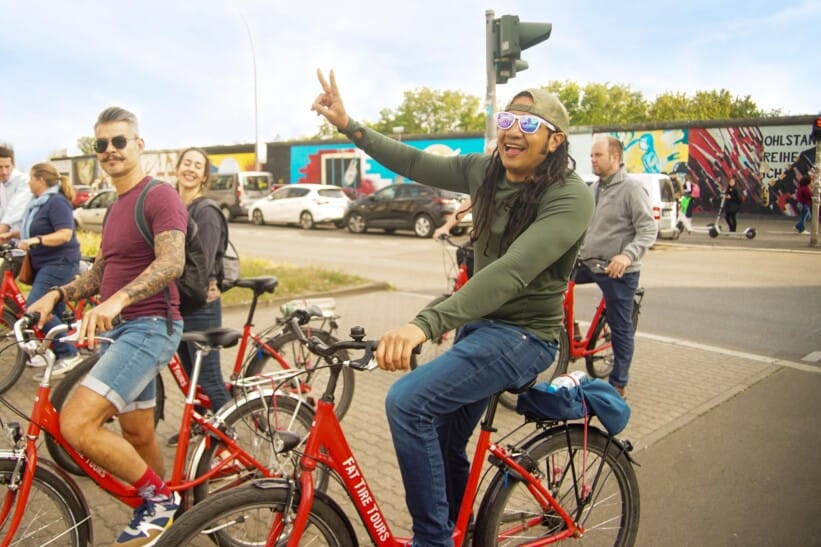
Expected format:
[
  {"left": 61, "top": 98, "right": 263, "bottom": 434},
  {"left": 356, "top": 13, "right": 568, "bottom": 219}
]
[{"left": 82, "top": 316, "right": 182, "bottom": 413}]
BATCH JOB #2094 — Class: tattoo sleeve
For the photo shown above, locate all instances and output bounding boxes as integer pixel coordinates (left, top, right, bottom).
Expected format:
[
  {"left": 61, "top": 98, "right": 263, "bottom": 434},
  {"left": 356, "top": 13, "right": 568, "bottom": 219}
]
[{"left": 118, "top": 230, "right": 185, "bottom": 306}]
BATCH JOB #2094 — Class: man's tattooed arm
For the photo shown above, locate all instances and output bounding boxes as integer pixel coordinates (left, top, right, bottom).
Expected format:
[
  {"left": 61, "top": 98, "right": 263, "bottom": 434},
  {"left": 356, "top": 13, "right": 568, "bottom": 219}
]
[
  {"left": 116, "top": 230, "right": 185, "bottom": 306},
  {"left": 63, "top": 256, "right": 104, "bottom": 302}
]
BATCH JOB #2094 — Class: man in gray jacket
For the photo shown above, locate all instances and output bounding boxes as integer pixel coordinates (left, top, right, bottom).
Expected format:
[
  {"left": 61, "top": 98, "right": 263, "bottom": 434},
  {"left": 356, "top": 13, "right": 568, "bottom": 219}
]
[{"left": 577, "top": 136, "right": 656, "bottom": 397}]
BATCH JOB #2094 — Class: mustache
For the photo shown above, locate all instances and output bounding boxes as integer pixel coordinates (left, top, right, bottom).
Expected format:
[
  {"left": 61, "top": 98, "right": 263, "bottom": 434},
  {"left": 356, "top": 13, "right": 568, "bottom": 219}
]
[{"left": 102, "top": 154, "right": 124, "bottom": 162}]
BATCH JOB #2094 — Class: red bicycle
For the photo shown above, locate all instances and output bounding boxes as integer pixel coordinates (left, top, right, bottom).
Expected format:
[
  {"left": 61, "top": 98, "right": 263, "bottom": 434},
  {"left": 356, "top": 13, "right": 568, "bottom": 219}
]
[
  {"left": 45, "top": 280, "right": 347, "bottom": 479},
  {"left": 156, "top": 314, "right": 640, "bottom": 546},
  {"left": 0, "top": 314, "right": 318, "bottom": 545},
  {"left": 0, "top": 243, "right": 98, "bottom": 394}
]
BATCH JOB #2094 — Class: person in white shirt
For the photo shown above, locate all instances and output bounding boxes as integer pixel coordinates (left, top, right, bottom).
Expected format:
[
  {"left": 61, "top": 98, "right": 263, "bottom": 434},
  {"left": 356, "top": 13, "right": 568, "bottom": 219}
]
[{"left": 0, "top": 146, "right": 33, "bottom": 234}]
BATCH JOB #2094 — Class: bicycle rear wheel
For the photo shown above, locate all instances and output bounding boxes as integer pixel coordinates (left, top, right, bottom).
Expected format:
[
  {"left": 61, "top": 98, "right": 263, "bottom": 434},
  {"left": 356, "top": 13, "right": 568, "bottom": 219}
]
[
  {"left": 243, "top": 329, "right": 354, "bottom": 421},
  {"left": 46, "top": 353, "right": 164, "bottom": 476},
  {"left": 156, "top": 482, "right": 355, "bottom": 546},
  {"left": 0, "top": 459, "right": 91, "bottom": 546},
  {"left": 475, "top": 427, "right": 640, "bottom": 546},
  {"left": 191, "top": 393, "right": 329, "bottom": 503}
]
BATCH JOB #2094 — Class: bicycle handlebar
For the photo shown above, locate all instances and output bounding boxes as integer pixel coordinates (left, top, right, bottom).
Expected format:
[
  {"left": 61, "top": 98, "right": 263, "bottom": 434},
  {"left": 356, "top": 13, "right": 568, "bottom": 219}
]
[{"left": 287, "top": 310, "right": 378, "bottom": 371}]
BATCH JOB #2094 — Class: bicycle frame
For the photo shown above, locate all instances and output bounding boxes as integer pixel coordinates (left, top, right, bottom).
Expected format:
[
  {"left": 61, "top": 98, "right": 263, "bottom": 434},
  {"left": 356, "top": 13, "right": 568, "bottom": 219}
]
[
  {"left": 562, "top": 277, "right": 610, "bottom": 359},
  {"left": 286, "top": 380, "right": 581, "bottom": 546}
]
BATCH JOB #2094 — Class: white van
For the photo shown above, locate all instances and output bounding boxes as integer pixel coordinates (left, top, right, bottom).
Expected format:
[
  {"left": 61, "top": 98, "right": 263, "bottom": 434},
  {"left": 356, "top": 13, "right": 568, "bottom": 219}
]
[
  {"left": 577, "top": 172, "right": 680, "bottom": 239},
  {"left": 629, "top": 173, "right": 679, "bottom": 239}
]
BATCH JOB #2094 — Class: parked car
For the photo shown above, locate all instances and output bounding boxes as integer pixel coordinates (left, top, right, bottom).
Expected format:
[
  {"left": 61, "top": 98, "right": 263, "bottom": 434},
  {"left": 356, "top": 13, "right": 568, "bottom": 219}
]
[
  {"left": 203, "top": 171, "right": 273, "bottom": 221},
  {"left": 344, "top": 182, "right": 469, "bottom": 238},
  {"left": 73, "top": 189, "right": 116, "bottom": 232},
  {"left": 248, "top": 183, "right": 349, "bottom": 229},
  {"left": 71, "top": 185, "right": 96, "bottom": 208}
]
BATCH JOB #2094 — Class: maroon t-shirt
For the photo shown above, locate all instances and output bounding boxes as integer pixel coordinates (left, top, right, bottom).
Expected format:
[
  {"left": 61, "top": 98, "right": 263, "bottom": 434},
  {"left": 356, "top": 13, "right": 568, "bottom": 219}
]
[{"left": 101, "top": 177, "right": 188, "bottom": 321}]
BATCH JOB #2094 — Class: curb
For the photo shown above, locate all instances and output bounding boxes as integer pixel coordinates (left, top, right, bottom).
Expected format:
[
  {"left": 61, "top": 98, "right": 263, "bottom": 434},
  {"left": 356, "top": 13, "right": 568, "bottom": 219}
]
[{"left": 221, "top": 281, "right": 392, "bottom": 310}]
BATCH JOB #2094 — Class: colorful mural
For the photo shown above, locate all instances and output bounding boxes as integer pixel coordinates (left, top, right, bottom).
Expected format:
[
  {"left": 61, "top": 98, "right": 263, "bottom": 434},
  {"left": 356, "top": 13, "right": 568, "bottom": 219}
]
[
  {"left": 613, "top": 129, "right": 689, "bottom": 174},
  {"left": 291, "top": 137, "right": 484, "bottom": 197}
]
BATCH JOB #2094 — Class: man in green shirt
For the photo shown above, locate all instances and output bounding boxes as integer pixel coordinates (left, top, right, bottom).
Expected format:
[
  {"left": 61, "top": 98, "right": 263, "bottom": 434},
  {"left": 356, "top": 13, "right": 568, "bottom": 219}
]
[{"left": 313, "top": 69, "right": 594, "bottom": 546}]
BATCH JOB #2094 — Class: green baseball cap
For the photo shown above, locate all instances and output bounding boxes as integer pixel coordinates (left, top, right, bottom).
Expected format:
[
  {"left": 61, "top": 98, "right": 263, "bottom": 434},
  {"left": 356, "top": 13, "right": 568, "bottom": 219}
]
[{"left": 505, "top": 88, "right": 570, "bottom": 134}]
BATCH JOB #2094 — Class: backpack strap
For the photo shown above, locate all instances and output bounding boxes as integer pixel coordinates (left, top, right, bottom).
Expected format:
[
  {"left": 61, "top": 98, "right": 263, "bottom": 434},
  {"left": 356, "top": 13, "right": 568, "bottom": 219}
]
[
  {"left": 188, "top": 197, "right": 228, "bottom": 284},
  {"left": 133, "top": 178, "right": 174, "bottom": 334}
]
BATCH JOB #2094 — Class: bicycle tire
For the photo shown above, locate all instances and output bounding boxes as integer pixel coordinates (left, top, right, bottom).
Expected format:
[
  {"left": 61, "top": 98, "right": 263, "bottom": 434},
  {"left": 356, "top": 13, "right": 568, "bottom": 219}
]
[
  {"left": 474, "top": 427, "right": 640, "bottom": 546},
  {"left": 585, "top": 301, "right": 640, "bottom": 380},
  {"left": 498, "top": 328, "right": 570, "bottom": 411},
  {"left": 46, "top": 353, "right": 164, "bottom": 476},
  {"left": 156, "top": 481, "right": 356, "bottom": 546},
  {"left": 191, "top": 393, "right": 330, "bottom": 504},
  {"left": 0, "top": 458, "right": 91, "bottom": 546},
  {"left": 243, "top": 329, "right": 354, "bottom": 421},
  {"left": 0, "top": 311, "right": 27, "bottom": 394}
]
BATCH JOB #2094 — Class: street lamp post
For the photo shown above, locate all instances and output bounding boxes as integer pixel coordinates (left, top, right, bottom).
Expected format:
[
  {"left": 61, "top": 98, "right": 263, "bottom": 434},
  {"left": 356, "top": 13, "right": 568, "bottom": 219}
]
[{"left": 238, "top": 9, "right": 263, "bottom": 170}]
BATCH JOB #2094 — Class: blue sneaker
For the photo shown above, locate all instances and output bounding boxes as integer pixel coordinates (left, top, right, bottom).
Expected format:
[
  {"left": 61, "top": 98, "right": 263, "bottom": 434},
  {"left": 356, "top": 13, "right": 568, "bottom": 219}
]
[{"left": 115, "top": 491, "right": 180, "bottom": 545}]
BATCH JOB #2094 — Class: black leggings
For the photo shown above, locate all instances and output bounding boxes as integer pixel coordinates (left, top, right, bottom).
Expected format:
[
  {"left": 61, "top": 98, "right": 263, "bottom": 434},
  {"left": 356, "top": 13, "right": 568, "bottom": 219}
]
[{"left": 724, "top": 210, "right": 737, "bottom": 232}]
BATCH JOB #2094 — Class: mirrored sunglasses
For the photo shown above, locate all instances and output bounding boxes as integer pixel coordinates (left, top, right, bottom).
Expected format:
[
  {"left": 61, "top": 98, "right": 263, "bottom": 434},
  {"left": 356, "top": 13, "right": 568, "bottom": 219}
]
[
  {"left": 495, "top": 111, "right": 557, "bottom": 134},
  {"left": 94, "top": 135, "right": 137, "bottom": 154}
]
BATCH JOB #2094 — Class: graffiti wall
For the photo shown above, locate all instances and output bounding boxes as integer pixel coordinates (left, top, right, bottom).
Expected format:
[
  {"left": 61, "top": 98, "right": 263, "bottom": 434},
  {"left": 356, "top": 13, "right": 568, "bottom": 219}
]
[{"left": 290, "top": 137, "right": 484, "bottom": 197}]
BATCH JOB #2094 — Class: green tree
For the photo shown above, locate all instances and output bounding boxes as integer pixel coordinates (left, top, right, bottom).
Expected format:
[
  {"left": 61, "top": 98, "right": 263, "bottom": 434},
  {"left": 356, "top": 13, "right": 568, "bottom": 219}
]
[
  {"left": 544, "top": 81, "right": 648, "bottom": 125},
  {"left": 77, "top": 136, "right": 96, "bottom": 155},
  {"left": 370, "top": 87, "right": 485, "bottom": 135}
]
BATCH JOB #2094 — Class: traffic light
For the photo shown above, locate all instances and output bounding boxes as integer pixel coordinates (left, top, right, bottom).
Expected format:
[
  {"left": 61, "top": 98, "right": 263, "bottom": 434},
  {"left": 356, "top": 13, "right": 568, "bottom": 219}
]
[
  {"left": 812, "top": 115, "right": 821, "bottom": 140},
  {"left": 492, "top": 15, "right": 552, "bottom": 84}
]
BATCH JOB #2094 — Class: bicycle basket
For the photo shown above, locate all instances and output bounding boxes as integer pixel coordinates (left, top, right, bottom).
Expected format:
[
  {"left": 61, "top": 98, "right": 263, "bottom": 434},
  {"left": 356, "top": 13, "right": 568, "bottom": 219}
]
[
  {"left": 517, "top": 378, "right": 631, "bottom": 435},
  {"left": 2, "top": 249, "right": 26, "bottom": 277}
]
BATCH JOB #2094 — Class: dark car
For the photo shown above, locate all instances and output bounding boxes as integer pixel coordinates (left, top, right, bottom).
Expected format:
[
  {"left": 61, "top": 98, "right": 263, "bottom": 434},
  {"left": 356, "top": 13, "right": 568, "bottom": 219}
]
[{"left": 344, "top": 182, "right": 469, "bottom": 238}]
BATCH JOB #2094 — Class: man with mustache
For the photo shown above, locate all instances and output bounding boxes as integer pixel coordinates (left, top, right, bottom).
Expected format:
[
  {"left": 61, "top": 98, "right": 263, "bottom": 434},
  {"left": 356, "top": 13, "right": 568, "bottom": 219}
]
[{"left": 28, "top": 106, "right": 187, "bottom": 546}]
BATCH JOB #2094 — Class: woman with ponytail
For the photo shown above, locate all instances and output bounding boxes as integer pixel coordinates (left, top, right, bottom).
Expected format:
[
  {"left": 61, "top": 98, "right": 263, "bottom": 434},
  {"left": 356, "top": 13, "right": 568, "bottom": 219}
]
[{"left": 11, "top": 163, "right": 81, "bottom": 377}]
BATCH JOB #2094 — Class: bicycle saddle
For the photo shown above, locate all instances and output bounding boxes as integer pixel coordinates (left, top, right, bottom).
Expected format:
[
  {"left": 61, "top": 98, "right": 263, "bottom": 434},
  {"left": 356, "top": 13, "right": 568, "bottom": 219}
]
[
  {"left": 233, "top": 276, "right": 279, "bottom": 294},
  {"left": 181, "top": 327, "right": 242, "bottom": 348},
  {"left": 506, "top": 377, "right": 537, "bottom": 394}
]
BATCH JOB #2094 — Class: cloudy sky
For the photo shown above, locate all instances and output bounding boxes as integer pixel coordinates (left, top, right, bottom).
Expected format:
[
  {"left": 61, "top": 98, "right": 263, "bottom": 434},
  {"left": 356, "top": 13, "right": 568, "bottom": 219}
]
[{"left": 1, "top": 0, "right": 817, "bottom": 169}]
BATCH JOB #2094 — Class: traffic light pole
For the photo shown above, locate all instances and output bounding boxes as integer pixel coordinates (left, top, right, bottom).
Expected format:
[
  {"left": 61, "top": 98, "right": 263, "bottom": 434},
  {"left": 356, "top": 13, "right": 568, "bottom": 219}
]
[
  {"left": 811, "top": 139, "right": 820, "bottom": 247},
  {"left": 484, "top": 9, "right": 497, "bottom": 153}
]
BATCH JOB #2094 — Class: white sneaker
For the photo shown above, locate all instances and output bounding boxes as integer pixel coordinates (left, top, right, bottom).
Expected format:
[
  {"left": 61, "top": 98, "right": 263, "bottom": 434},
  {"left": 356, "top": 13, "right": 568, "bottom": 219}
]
[
  {"left": 27, "top": 349, "right": 54, "bottom": 368},
  {"left": 33, "top": 354, "right": 84, "bottom": 382}
]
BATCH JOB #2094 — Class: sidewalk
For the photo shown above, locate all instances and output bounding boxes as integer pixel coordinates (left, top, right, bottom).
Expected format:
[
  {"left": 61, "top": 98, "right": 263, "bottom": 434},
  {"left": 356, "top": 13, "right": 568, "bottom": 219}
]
[{"left": 1, "top": 289, "right": 804, "bottom": 544}]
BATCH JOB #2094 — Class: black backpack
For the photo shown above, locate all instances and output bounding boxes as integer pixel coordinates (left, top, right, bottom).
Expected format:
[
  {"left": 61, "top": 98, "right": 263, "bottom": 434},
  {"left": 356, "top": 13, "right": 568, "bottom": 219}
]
[
  {"left": 187, "top": 198, "right": 240, "bottom": 292},
  {"left": 134, "top": 179, "right": 209, "bottom": 316}
]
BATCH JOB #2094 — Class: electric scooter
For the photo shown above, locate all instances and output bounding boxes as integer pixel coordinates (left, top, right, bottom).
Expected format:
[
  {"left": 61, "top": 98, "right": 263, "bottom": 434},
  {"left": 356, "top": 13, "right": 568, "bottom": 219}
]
[{"left": 706, "top": 194, "right": 756, "bottom": 239}]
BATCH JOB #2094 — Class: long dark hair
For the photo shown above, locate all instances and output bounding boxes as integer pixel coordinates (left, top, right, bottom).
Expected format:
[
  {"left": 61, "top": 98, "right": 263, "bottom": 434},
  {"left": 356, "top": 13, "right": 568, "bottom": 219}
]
[{"left": 471, "top": 141, "right": 574, "bottom": 255}]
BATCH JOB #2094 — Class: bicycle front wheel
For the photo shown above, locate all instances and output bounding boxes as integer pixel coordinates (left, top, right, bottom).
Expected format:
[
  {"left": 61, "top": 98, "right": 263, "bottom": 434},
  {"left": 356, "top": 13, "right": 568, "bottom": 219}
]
[
  {"left": 475, "top": 427, "right": 640, "bottom": 546},
  {"left": 0, "top": 459, "right": 91, "bottom": 546},
  {"left": 244, "top": 329, "right": 354, "bottom": 421},
  {"left": 157, "top": 482, "right": 355, "bottom": 546},
  {"left": 192, "top": 393, "right": 329, "bottom": 504}
]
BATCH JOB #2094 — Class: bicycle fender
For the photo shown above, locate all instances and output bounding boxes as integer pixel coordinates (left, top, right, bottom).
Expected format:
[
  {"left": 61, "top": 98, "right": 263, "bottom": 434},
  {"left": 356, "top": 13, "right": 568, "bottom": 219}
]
[
  {"left": 517, "top": 422, "right": 639, "bottom": 466},
  {"left": 0, "top": 452, "right": 95, "bottom": 544},
  {"left": 250, "top": 479, "right": 357, "bottom": 542}
]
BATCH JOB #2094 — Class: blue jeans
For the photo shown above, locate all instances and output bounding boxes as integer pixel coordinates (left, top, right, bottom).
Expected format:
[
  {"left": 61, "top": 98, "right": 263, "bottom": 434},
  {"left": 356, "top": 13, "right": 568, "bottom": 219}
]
[
  {"left": 795, "top": 203, "right": 811, "bottom": 232},
  {"left": 385, "top": 320, "right": 557, "bottom": 546},
  {"left": 574, "top": 267, "right": 640, "bottom": 387},
  {"left": 28, "top": 258, "right": 79, "bottom": 360},
  {"left": 83, "top": 317, "right": 182, "bottom": 412},
  {"left": 178, "top": 298, "right": 230, "bottom": 413}
]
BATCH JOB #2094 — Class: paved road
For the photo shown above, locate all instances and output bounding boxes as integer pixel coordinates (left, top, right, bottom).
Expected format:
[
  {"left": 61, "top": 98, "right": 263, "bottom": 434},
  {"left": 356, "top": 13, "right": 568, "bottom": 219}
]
[{"left": 1, "top": 289, "right": 818, "bottom": 545}]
